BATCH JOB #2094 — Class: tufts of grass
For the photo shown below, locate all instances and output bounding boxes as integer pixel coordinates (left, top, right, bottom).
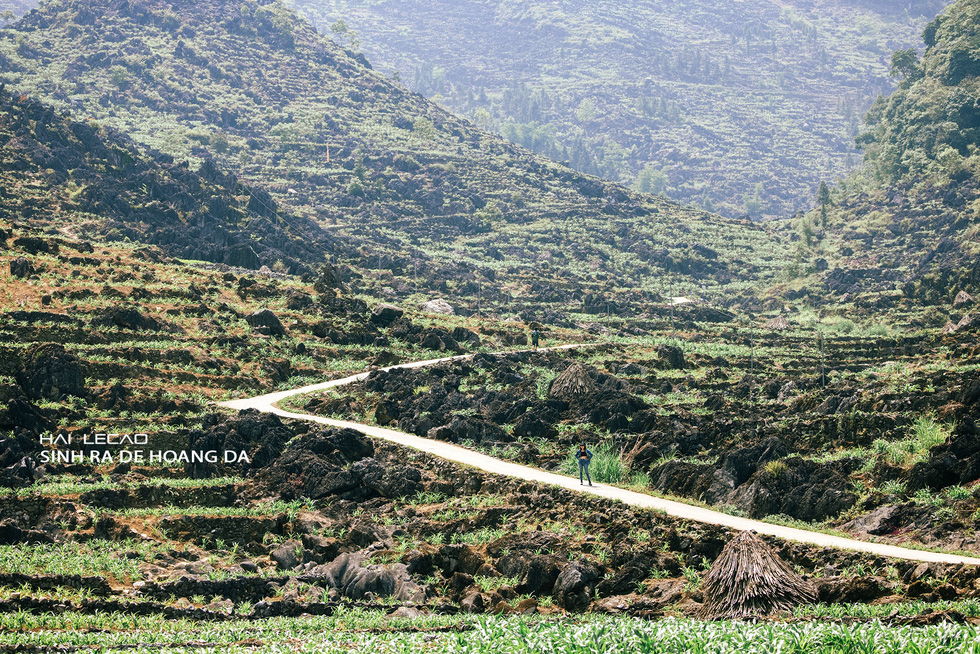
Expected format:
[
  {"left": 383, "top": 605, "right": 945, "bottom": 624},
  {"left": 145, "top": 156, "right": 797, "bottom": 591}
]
[
  {"left": 559, "top": 441, "right": 636, "bottom": 485},
  {"left": 872, "top": 414, "right": 951, "bottom": 467}
]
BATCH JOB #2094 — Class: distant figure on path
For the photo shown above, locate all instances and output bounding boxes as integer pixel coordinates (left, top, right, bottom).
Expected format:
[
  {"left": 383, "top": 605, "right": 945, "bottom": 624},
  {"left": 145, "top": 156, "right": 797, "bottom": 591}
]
[
  {"left": 531, "top": 329, "right": 540, "bottom": 348},
  {"left": 577, "top": 443, "right": 593, "bottom": 486}
]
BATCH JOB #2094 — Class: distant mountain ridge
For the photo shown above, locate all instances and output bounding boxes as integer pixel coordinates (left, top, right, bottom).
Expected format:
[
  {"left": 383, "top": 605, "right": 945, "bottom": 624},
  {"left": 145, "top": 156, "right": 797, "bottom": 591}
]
[
  {"left": 285, "top": 0, "right": 949, "bottom": 220},
  {"left": 0, "top": 0, "right": 790, "bottom": 314}
]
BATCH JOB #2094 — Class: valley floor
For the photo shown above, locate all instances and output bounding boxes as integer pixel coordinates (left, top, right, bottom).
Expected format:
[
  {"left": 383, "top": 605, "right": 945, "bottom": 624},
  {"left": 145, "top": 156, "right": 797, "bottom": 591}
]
[{"left": 224, "top": 349, "right": 980, "bottom": 566}]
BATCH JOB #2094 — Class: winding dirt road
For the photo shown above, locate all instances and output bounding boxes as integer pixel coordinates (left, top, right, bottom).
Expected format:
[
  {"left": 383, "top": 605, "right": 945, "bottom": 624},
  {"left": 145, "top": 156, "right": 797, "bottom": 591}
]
[{"left": 219, "top": 347, "right": 980, "bottom": 566}]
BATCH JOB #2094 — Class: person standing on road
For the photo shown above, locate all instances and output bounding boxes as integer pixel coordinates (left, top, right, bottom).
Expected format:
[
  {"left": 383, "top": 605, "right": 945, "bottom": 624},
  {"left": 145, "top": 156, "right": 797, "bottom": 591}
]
[
  {"left": 577, "top": 443, "right": 593, "bottom": 486},
  {"left": 531, "top": 329, "right": 540, "bottom": 348}
]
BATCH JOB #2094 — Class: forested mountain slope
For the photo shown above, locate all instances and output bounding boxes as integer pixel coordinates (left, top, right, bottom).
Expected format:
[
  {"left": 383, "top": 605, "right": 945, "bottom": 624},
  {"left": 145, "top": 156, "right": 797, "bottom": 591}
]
[
  {"left": 287, "top": 0, "right": 948, "bottom": 220},
  {"left": 787, "top": 0, "right": 980, "bottom": 313},
  {"left": 0, "top": 0, "right": 788, "bottom": 316}
]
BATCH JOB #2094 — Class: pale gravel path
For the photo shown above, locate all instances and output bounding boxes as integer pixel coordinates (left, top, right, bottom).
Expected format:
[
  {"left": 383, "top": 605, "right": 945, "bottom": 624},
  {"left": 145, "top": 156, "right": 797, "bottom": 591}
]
[{"left": 219, "top": 346, "right": 980, "bottom": 566}]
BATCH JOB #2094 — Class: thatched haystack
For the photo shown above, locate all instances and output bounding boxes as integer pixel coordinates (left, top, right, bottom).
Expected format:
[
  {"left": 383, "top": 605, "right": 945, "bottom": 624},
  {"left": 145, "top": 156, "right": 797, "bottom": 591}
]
[
  {"left": 697, "top": 531, "right": 816, "bottom": 620},
  {"left": 953, "top": 290, "right": 974, "bottom": 309},
  {"left": 548, "top": 363, "right": 597, "bottom": 401},
  {"left": 764, "top": 316, "right": 791, "bottom": 331}
]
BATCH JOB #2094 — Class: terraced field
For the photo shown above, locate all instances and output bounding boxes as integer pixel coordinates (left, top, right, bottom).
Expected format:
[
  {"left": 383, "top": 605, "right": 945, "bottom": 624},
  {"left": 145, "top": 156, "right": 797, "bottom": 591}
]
[{"left": 299, "top": 313, "right": 980, "bottom": 557}]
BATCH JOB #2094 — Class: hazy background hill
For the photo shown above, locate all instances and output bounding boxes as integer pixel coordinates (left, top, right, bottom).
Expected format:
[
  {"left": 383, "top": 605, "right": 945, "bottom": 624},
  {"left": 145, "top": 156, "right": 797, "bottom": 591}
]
[
  {"left": 285, "top": 0, "right": 948, "bottom": 220},
  {"left": 0, "top": 0, "right": 788, "bottom": 317}
]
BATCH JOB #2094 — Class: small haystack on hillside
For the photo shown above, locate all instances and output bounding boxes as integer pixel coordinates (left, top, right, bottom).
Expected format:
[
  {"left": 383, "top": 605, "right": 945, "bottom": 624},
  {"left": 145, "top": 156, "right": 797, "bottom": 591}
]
[
  {"left": 698, "top": 531, "right": 816, "bottom": 620},
  {"left": 953, "top": 290, "right": 974, "bottom": 309},
  {"left": 765, "top": 316, "right": 791, "bottom": 331},
  {"left": 548, "top": 363, "right": 597, "bottom": 401}
]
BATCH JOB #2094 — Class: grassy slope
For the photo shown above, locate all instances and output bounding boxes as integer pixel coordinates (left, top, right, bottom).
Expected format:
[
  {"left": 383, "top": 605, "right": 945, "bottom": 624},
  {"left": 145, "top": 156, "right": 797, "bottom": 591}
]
[
  {"left": 0, "top": 0, "right": 789, "bottom": 315},
  {"left": 286, "top": 0, "right": 948, "bottom": 220}
]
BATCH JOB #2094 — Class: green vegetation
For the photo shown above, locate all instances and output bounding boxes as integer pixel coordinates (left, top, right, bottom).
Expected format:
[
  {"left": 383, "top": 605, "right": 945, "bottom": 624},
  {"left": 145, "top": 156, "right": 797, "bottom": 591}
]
[
  {"left": 796, "top": 599, "right": 980, "bottom": 619},
  {"left": 1, "top": 610, "right": 977, "bottom": 653},
  {"left": 449, "top": 616, "right": 980, "bottom": 654},
  {"left": 2, "top": 1, "right": 980, "bottom": 652},
  {"left": 560, "top": 441, "right": 634, "bottom": 485},
  {"left": 0, "top": 475, "right": 242, "bottom": 498},
  {"left": 873, "top": 415, "right": 951, "bottom": 467},
  {"left": 790, "top": 0, "right": 980, "bottom": 306},
  {"left": 0, "top": 540, "right": 161, "bottom": 580},
  {"left": 0, "top": 607, "right": 483, "bottom": 652}
]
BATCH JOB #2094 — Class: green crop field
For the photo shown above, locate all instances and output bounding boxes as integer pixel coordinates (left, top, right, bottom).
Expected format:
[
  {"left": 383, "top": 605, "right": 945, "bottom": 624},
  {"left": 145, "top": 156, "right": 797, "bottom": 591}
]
[{"left": 3, "top": 610, "right": 980, "bottom": 653}]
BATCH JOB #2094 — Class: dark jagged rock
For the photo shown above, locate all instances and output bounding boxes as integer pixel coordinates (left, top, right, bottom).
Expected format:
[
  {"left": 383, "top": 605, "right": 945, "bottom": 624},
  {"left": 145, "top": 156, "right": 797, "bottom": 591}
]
[
  {"left": 441, "top": 416, "right": 509, "bottom": 444},
  {"left": 0, "top": 396, "right": 52, "bottom": 436},
  {"left": 0, "top": 432, "right": 44, "bottom": 488},
  {"left": 0, "top": 519, "right": 53, "bottom": 545},
  {"left": 184, "top": 410, "right": 296, "bottom": 478},
  {"left": 271, "top": 540, "right": 303, "bottom": 571},
  {"left": 655, "top": 344, "right": 685, "bottom": 369},
  {"left": 372, "top": 351, "right": 401, "bottom": 368},
  {"left": 351, "top": 458, "right": 423, "bottom": 499},
  {"left": 512, "top": 412, "right": 557, "bottom": 439},
  {"left": 91, "top": 306, "right": 161, "bottom": 331},
  {"left": 907, "top": 453, "right": 962, "bottom": 491},
  {"left": 257, "top": 427, "right": 420, "bottom": 501},
  {"left": 552, "top": 560, "right": 601, "bottom": 612},
  {"left": 313, "top": 263, "right": 345, "bottom": 293},
  {"left": 246, "top": 309, "right": 285, "bottom": 336},
  {"left": 420, "top": 332, "right": 446, "bottom": 351},
  {"left": 224, "top": 244, "right": 260, "bottom": 269},
  {"left": 843, "top": 505, "right": 902, "bottom": 536},
  {"left": 9, "top": 257, "right": 31, "bottom": 278},
  {"left": 370, "top": 304, "right": 404, "bottom": 327},
  {"left": 16, "top": 343, "right": 85, "bottom": 401},
  {"left": 511, "top": 555, "right": 562, "bottom": 596},
  {"left": 721, "top": 438, "right": 787, "bottom": 486},
  {"left": 596, "top": 555, "right": 655, "bottom": 598},
  {"left": 314, "top": 552, "right": 425, "bottom": 602},
  {"left": 815, "top": 576, "right": 894, "bottom": 604},
  {"left": 953, "top": 290, "right": 974, "bottom": 309},
  {"left": 0, "top": 89, "right": 344, "bottom": 276},
  {"left": 12, "top": 237, "right": 56, "bottom": 255}
]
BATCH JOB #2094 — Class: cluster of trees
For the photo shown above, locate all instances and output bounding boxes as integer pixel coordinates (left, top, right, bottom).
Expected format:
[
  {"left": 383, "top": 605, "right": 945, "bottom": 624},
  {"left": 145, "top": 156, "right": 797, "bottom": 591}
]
[{"left": 857, "top": 1, "right": 980, "bottom": 187}]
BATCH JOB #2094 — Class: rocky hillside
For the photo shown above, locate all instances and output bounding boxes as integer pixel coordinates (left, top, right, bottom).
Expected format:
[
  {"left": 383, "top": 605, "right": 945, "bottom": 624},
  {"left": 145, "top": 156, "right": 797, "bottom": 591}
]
[
  {"left": 287, "top": 0, "right": 948, "bottom": 220},
  {"left": 783, "top": 0, "right": 980, "bottom": 309},
  {"left": 0, "top": 0, "right": 789, "bottom": 317},
  {"left": 6, "top": 205, "right": 967, "bottom": 626},
  {"left": 0, "top": 86, "right": 346, "bottom": 273},
  {"left": 310, "top": 317, "right": 980, "bottom": 556}
]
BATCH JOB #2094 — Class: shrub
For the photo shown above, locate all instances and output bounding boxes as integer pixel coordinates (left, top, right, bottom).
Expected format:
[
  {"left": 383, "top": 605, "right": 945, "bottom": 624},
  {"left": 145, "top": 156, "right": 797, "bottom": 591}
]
[
  {"left": 879, "top": 480, "right": 906, "bottom": 496},
  {"left": 109, "top": 65, "right": 130, "bottom": 89},
  {"left": 911, "top": 415, "right": 950, "bottom": 452},
  {"left": 346, "top": 179, "right": 364, "bottom": 197},
  {"left": 874, "top": 415, "right": 951, "bottom": 467},
  {"left": 764, "top": 460, "right": 788, "bottom": 479},
  {"left": 944, "top": 485, "right": 972, "bottom": 500}
]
